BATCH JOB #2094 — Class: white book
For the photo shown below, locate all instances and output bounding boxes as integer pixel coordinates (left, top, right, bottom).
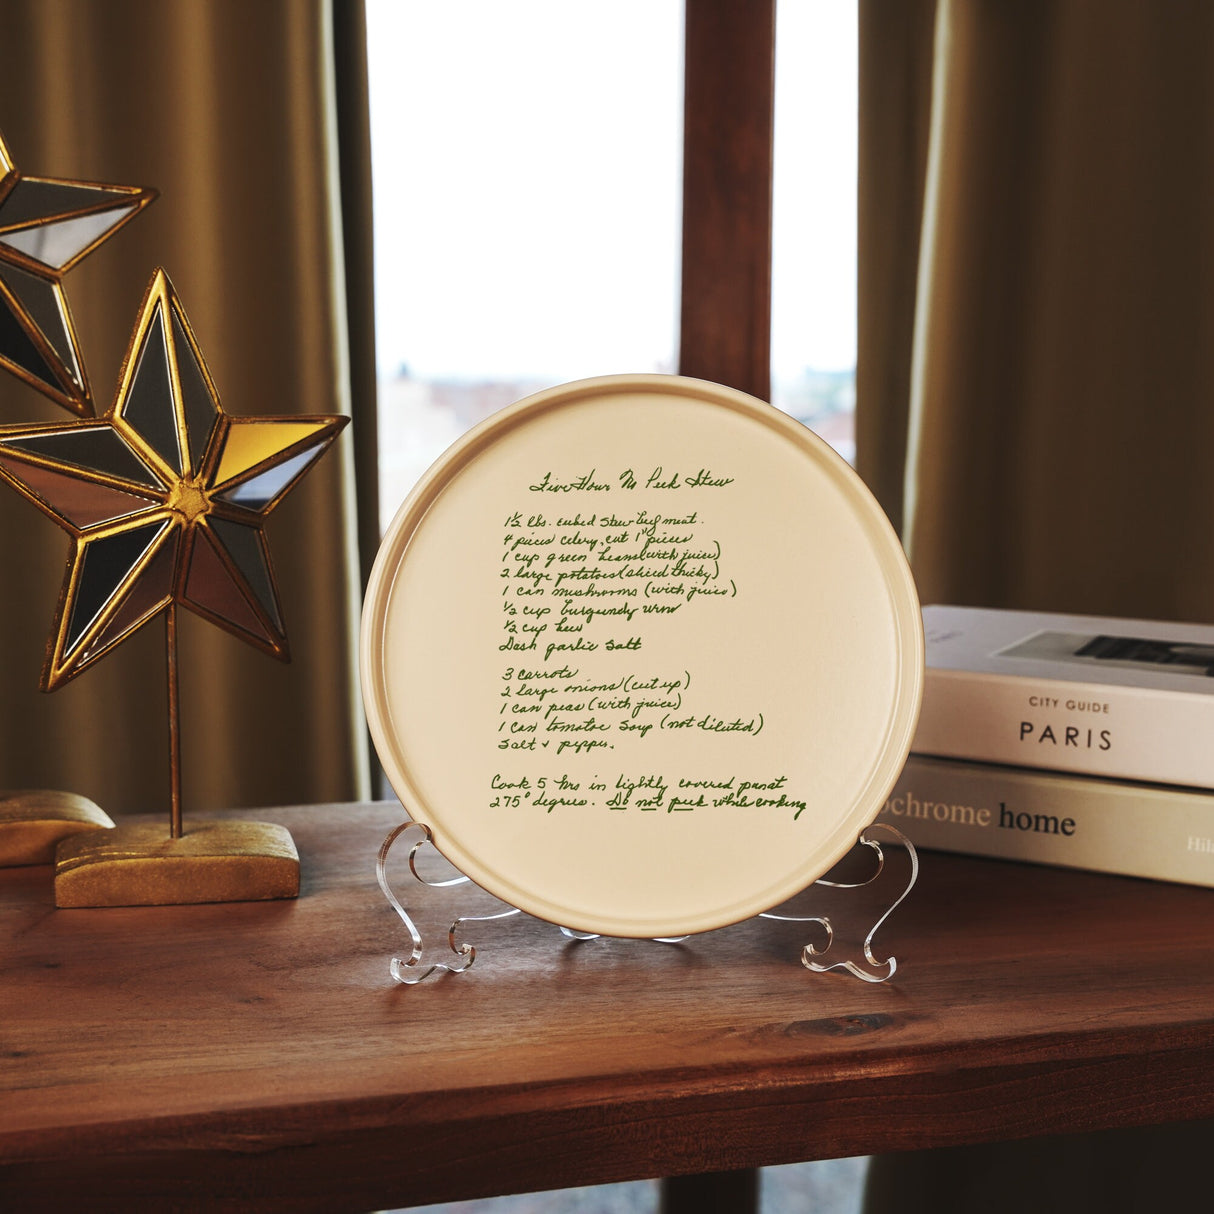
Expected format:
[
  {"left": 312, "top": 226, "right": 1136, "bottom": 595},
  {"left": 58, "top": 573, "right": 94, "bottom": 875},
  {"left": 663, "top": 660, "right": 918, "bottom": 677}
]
[
  {"left": 879, "top": 754, "right": 1214, "bottom": 888},
  {"left": 912, "top": 605, "right": 1214, "bottom": 789}
]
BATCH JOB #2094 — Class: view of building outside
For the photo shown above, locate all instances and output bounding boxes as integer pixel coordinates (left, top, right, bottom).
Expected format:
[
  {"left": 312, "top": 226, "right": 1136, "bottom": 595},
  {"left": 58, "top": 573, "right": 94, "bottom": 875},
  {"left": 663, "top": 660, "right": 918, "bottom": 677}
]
[{"left": 367, "top": 1, "right": 857, "bottom": 532}]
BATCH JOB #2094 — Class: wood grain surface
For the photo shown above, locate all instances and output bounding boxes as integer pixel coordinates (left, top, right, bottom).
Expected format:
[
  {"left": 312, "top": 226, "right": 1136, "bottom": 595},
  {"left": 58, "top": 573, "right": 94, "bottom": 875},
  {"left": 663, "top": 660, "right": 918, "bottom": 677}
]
[{"left": 2, "top": 802, "right": 1212, "bottom": 1212}]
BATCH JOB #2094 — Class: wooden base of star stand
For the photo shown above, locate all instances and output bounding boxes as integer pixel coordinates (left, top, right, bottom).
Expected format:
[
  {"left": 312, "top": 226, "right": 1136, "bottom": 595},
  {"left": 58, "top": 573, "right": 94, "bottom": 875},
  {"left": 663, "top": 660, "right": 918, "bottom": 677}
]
[
  {"left": 52, "top": 607, "right": 300, "bottom": 908},
  {"left": 0, "top": 790, "right": 114, "bottom": 867},
  {"left": 54, "top": 820, "right": 299, "bottom": 908}
]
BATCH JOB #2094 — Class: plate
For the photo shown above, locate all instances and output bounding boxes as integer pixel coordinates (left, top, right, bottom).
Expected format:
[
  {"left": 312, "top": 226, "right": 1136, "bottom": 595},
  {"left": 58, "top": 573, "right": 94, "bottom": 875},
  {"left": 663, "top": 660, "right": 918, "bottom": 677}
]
[{"left": 361, "top": 374, "right": 923, "bottom": 937}]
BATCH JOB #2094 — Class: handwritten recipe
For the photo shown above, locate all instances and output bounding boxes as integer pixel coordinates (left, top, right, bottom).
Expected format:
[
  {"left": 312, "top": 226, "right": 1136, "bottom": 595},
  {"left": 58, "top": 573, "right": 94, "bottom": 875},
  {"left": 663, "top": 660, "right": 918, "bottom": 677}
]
[{"left": 490, "top": 465, "right": 807, "bottom": 822}]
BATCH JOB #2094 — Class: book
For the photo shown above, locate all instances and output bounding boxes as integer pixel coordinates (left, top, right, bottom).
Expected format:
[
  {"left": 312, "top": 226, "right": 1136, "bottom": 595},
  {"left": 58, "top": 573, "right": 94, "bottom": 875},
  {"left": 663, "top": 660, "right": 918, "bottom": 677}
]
[
  {"left": 912, "top": 604, "right": 1214, "bottom": 789},
  {"left": 878, "top": 754, "right": 1214, "bottom": 887}
]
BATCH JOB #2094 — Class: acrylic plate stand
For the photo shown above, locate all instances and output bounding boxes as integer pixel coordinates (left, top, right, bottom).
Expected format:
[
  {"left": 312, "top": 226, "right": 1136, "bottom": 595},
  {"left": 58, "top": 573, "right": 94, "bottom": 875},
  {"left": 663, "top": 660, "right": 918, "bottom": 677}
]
[{"left": 377, "top": 818, "right": 918, "bottom": 985}]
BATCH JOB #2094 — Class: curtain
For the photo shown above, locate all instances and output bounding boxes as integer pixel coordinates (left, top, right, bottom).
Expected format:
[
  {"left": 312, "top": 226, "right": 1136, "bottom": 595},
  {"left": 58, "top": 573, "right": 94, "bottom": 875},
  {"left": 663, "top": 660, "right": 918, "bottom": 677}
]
[
  {"left": 858, "top": 0, "right": 1214, "bottom": 625},
  {"left": 0, "top": 0, "right": 374, "bottom": 814},
  {"left": 858, "top": 3, "right": 1214, "bottom": 1209}
]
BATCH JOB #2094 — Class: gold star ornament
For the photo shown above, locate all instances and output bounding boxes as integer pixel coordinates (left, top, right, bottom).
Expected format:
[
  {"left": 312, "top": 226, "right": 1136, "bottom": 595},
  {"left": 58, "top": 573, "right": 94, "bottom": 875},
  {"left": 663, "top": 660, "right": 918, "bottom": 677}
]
[
  {"left": 0, "top": 128, "right": 156, "bottom": 415},
  {"left": 0, "top": 268, "right": 347, "bottom": 689},
  {"left": 0, "top": 268, "right": 348, "bottom": 906}
]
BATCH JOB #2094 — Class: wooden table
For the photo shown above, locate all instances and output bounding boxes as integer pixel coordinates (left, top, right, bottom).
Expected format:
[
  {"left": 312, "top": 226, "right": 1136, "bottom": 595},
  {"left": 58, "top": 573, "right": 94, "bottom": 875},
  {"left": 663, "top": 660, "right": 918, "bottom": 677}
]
[{"left": 2, "top": 802, "right": 1212, "bottom": 1212}]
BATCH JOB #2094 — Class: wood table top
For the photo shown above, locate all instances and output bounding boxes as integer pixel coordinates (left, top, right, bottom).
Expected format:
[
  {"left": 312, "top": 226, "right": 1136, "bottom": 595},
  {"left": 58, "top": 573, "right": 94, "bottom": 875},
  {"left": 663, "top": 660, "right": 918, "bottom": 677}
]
[{"left": 2, "top": 801, "right": 1212, "bottom": 1212}]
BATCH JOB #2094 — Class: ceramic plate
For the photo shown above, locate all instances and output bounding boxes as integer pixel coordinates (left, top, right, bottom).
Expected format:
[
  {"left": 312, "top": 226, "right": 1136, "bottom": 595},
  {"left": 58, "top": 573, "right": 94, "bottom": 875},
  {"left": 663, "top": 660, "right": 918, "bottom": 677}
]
[{"left": 361, "top": 375, "right": 923, "bottom": 937}]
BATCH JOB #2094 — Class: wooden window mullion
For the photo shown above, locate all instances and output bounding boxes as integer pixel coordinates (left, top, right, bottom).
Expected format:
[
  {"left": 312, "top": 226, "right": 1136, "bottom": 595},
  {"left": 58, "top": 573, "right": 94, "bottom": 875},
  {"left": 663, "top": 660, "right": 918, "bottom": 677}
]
[{"left": 678, "top": 0, "right": 776, "bottom": 402}]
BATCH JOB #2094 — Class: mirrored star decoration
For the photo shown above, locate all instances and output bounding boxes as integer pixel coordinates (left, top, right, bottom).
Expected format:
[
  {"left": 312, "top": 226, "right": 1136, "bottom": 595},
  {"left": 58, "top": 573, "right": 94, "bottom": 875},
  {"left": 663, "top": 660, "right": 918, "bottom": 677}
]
[
  {"left": 0, "top": 128, "right": 157, "bottom": 415},
  {"left": 0, "top": 268, "right": 348, "bottom": 841}
]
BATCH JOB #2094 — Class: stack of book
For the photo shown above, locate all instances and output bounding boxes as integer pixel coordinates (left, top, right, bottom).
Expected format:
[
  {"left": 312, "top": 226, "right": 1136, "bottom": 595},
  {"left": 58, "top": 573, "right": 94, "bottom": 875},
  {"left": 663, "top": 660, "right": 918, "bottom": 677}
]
[{"left": 879, "top": 604, "right": 1214, "bottom": 887}]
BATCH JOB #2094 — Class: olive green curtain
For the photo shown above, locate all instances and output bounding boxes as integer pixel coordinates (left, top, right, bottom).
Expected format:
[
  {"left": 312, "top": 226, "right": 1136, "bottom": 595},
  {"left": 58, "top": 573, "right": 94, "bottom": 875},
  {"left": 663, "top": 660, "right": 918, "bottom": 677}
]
[
  {"left": 858, "top": 0, "right": 1214, "bottom": 625},
  {"left": 0, "top": 0, "right": 375, "bottom": 813},
  {"left": 858, "top": 3, "right": 1214, "bottom": 1209}
]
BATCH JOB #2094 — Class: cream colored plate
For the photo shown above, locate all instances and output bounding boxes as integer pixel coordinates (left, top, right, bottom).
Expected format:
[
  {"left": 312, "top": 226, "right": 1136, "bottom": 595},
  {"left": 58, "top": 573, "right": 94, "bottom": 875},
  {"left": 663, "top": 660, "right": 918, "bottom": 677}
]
[{"left": 361, "top": 375, "right": 923, "bottom": 938}]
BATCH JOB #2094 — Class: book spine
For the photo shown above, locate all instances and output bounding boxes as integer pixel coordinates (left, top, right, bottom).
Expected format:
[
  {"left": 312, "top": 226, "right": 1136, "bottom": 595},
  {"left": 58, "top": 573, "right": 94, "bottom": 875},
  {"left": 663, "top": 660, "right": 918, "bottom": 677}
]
[
  {"left": 878, "top": 755, "right": 1214, "bottom": 887},
  {"left": 912, "top": 668, "right": 1214, "bottom": 788}
]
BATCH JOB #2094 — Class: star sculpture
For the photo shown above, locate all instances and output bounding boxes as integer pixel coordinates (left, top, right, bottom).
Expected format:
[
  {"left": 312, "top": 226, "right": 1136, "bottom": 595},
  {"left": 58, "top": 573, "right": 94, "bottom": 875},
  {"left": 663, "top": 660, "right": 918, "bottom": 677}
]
[
  {"left": 0, "top": 267, "right": 348, "bottom": 692},
  {"left": 0, "top": 128, "right": 156, "bottom": 415}
]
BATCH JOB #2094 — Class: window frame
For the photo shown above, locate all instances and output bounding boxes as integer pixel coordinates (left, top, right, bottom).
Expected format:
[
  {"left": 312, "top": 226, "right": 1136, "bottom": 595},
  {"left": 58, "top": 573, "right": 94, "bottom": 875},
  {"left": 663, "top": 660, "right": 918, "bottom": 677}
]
[{"left": 678, "top": 0, "right": 776, "bottom": 402}]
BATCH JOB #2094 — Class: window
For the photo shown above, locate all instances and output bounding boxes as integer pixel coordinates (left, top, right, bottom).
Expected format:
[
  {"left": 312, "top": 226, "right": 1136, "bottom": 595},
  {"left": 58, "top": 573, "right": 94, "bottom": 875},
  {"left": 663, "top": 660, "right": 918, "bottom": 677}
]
[
  {"left": 772, "top": 0, "right": 858, "bottom": 462},
  {"left": 368, "top": 0, "right": 858, "bottom": 530},
  {"left": 367, "top": 1, "right": 682, "bottom": 528}
]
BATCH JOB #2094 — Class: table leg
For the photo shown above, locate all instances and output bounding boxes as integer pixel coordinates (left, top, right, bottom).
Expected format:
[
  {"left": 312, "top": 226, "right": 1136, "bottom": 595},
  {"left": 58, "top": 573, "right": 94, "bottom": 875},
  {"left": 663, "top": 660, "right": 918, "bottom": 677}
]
[{"left": 659, "top": 1168, "right": 760, "bottom": 1214}]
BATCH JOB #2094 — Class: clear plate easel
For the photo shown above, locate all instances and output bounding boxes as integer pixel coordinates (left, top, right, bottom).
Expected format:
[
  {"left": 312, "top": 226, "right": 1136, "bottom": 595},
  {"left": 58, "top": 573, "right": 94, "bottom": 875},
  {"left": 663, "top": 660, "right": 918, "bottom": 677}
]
[{"left": 377, "top": 818, "right": 918, "bottom": 986}]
